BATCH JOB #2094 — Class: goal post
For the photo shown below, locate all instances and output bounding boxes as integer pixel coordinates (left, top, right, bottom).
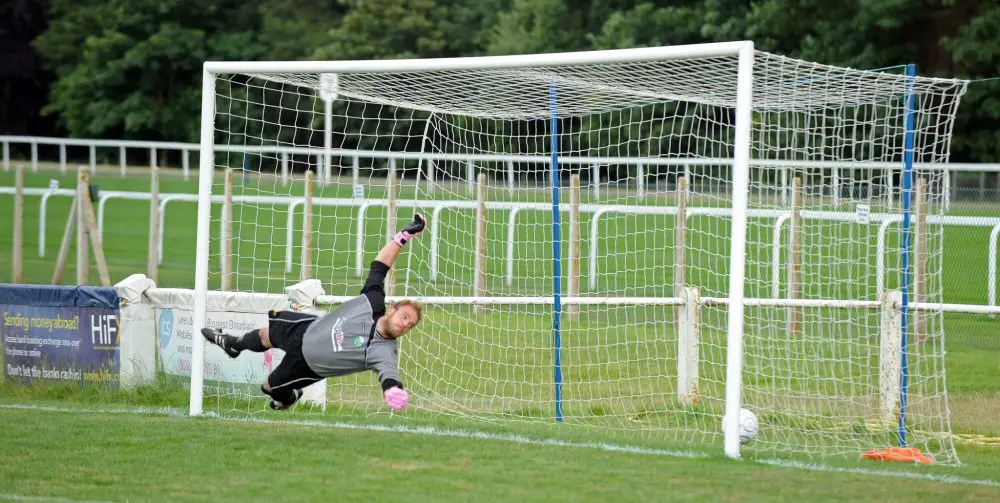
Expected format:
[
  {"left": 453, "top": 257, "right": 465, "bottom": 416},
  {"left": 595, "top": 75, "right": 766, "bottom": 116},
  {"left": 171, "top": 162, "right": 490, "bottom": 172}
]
[
  {"left": 191, "top": 42, "right": 969, "bottom": 463},
  {"left": 190, "top": 68, "right": 217, "bottom": 417}
]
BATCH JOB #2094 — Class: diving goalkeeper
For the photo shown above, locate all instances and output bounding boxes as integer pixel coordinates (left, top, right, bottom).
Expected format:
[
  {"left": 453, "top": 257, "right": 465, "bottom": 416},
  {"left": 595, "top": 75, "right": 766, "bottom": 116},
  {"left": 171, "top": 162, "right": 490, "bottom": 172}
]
[{"left": 201, "top": 213, "right": 427, "bottom": 411}]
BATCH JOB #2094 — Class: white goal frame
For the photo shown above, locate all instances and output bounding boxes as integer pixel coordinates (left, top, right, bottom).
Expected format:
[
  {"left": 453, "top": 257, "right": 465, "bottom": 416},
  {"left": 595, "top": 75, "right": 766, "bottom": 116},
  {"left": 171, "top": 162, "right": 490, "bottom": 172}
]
[{"left": 191, "top": 41, "right": 759, "bottom": 459}]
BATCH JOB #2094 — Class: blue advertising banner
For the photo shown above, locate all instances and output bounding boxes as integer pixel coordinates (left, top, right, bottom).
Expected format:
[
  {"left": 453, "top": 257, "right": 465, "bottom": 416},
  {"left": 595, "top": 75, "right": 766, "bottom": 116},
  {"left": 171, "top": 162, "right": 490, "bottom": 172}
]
[{"left": 1, "top": 285, "right": 120, "bottom": 388}]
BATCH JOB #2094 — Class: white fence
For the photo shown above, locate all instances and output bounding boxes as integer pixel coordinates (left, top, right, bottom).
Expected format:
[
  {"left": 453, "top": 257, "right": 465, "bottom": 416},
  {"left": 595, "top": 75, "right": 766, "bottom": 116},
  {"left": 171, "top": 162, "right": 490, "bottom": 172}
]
[
  {"left": 2, "top": 186, "right": 998, "bottom": 310},
  {"left": 4, "top": 135, "right": 1000, "bottom": 210}
]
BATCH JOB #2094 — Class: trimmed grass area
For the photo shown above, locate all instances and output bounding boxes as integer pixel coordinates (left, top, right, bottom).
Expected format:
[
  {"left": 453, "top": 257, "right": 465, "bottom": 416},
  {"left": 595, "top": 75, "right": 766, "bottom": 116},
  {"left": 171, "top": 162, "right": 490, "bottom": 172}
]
[
  {"left": 0, "top": 165, "right": 998, "bottom": 500},
  {"left": 0, "top": 396, "right": 998, "bottom": 502}
]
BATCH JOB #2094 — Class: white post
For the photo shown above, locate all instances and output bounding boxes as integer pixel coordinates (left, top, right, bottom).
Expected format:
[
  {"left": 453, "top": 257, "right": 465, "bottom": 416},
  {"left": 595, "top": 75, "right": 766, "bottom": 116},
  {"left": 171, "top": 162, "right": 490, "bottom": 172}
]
[
  {"left": 191, "top": 69, "right": 217, "bottom": 416},
  {"left": 876, "top": 218, "right": 899, "bottom": 297},
  {"left": 636, "top": 163, "right": 645, "bottom": 198},
  {"left": 832, "top": 166, "right": 840, "bottom": 206},
  {"left": 301, "top": 170, "right": 314, "bottom": 281},
  {"left": 587, "top": 209, "right": 608, "bottom": 289},
  {"left": 505, "top": 207, "right": 521, "bottom": 286},
  {"left": 675, "top": 176, "right": 689, "bottom": 340},
  {"left": 221, "top": 168, "right": 234, "bottom": 290},
  {"left": 787, "top": 176, "right": 802, "bottom": 335},
  {"left": 781, "top": 167, "right": 789, "bottom": 206},
  {"left": 771, "top": 215, "right": 790, "bottom": 298},
  {"left": 675, "top": 176, "right": 688, "bottom": 297},
  {"left": 355, "top": 203, "right": 372, "bottom": 277},
  {"left": 723, "top": 42, "right": 754, "bottom": 460},
  {"left": 592, "top": 163, "right": 600, "bottom": 198},
  {"left": 914, "top": 178, "right": 928, "bottom": 337},
  {"left": 158, "top": 199, "right": 176, "bottom": 265},
  {"left": 466, "top": 160, "right": 475, "bottom": 196},
  {"left": 281, "top": 152, "right": 290, "bottom": 186},
  {"left": 884, "top": 167, "right": 893, "bottom": 208},
  {"left": 567, "top": 174, "right": 581, "bottom": 319},
  {"left": 475, "top": 173, "right": 487, "bottom": 313},
  {"left": 507, "top": 160, "right": 515, "bottom": 196},
  {"left": 147, "top": 166, "right": 159, "bottom": 283},
  {"left": 352, "top": 155, "right": 360, "bottom": 188},
  {"left": 426, "top": 159, "right": 436, "bottom": 195},
  {"left": 677, "top": 286, "right": 701, "bottom": 406},
  {"left": 284, "top": 201, "right": 300, "bottom": 273},
  {"left": 429, "top": 205, "right": 444, "bottom": 281},
  {"left": 879, "top": 289, "right": 902, "bottom": 423},
  {"left": 182, "top": 149, "right": 190, "bottom": 180},
  {"left": 39, "top": 194, "right": 52, "bottom": 257},
  {"left": 386, "top": 171, "right": 397, "bottom": 296},
  {"left": 119, "top": 145, "right": 127, "bottom": 177},
  {"left": 389, "top": 158, "right": 397, "bottom": 180},
  {"left": 59, "top": 143, "right": 67, "bottom": 173},
  {"left": 89, "top": 145, "right": 97, "bottom": 174},
  {"left": 943, "top": 167, "right": 951, "bottom": 212},
  {"left": 989, "top": 224, "right": 1000, "bottom": 315},
  {"left": 324, "top": 98, "right": 333, "bottom": 185},
  {"left": 30, "top": 141, "right": 38, "bottom": 173},
  {"left": 150, "top": 147, "right": 157, "bottom": 170}
]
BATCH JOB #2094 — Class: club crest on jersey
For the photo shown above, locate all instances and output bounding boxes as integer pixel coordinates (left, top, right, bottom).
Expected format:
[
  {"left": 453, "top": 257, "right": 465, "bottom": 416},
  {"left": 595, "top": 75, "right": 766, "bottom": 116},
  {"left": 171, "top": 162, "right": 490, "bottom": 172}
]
[{"left": 330, "top": 317, "right": 346, "bottom": 352}]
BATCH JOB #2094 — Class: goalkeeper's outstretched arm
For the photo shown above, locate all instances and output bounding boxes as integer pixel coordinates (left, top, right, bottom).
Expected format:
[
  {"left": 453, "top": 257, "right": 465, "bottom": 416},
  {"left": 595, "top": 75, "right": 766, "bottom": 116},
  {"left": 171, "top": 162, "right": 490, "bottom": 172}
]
[
  {"left": 373, "top": 213, "right": 426, "bottom": 269},
  {"left": 361, "top": 213, "right": 427, "bottom": 302}
]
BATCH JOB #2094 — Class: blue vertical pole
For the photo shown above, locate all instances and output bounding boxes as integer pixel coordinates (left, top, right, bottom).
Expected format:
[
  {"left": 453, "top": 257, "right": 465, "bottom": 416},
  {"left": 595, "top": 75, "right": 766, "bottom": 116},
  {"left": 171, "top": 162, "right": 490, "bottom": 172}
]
[
  {"left": 898, "top": 63, "right": 917, "bottom": 447},
  {"left": 549, "top": 83, "right": 563, "bottom": 423}
]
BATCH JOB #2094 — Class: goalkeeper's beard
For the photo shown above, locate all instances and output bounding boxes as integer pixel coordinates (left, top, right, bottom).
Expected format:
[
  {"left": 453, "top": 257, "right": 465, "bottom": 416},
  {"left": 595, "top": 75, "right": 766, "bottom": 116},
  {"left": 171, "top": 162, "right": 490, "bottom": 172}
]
[{"left": 377, "top": 315, "right": 401, "bottom": 339}]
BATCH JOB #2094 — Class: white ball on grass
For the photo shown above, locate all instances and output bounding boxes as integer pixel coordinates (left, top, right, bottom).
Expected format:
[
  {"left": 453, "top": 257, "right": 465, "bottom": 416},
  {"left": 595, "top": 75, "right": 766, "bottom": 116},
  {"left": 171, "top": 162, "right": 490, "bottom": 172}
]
[{"left": 722, "top": 407, "right": 760, "bottom": 445}]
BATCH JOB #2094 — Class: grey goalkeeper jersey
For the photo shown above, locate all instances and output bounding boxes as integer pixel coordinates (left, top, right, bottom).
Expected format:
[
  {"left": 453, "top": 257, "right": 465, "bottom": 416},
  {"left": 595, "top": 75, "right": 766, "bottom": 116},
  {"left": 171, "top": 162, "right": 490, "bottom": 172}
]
[{"left": 300, "top": 261, "right": 401, "bottom": 388}]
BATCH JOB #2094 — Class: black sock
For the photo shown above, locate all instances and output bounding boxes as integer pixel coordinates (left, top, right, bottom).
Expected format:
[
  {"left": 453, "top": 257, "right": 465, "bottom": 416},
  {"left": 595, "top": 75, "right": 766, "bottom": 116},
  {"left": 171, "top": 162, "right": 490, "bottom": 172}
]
[{"left": 232, "top": 329, "right": 265, "bottom": 352}]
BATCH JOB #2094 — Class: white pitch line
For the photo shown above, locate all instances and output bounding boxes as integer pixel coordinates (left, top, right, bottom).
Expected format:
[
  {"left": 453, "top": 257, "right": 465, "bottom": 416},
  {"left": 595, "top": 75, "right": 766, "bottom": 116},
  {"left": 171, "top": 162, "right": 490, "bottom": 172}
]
[
  {"left": 3, "top": 403, "right": 1000, "bottom": 490},
  {"left": 0, "top": 402, "right": 705, "bottom": 459},
  {"left": 757, "top": 458, "right": 1000, "bottom": 489}
]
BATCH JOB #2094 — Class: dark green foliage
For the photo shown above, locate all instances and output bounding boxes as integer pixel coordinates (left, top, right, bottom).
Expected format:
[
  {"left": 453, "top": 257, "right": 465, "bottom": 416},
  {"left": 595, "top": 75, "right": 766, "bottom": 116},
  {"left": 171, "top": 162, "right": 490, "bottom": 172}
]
[{"left": 16, "top": 0, "right": 1000, "bottom": 161}]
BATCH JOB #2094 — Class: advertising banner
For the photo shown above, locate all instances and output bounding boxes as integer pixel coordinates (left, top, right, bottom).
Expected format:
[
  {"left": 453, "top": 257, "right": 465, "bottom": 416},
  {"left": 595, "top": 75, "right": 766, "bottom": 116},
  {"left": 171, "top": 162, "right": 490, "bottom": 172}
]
[
  {"left": 155, "top": 307, "right": 285, "bottom": 385},
  {"left": 2, "top": 303, "right": 120, "bottom": 388}
]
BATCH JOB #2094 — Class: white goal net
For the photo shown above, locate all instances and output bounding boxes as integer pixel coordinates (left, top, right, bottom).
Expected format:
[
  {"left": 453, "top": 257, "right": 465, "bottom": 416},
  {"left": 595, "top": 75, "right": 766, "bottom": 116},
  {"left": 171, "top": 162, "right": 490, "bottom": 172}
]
[{"left": 193, "top": 43, "right": 969, "bottom": 464}]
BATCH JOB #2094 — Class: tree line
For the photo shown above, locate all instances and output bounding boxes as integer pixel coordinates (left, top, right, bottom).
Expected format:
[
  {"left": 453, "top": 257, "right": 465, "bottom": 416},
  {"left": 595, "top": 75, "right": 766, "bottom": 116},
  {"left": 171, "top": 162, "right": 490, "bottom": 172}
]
[{"left": 2, "top": 0, "right": 997, "bottom": 162}]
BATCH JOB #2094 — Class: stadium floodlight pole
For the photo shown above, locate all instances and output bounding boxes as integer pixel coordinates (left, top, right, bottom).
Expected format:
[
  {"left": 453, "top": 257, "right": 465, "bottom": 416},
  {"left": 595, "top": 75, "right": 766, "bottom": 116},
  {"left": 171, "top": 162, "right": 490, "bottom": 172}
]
[
  {"left": 549, "top": 82, "right": 563, "bottom": 424},
  {"left": 191, "top": 69, "right": 217, "bottom": 416},
  {"left": 898, "top": 63, "right": 918, "bottom": 447},
  {"left": 722, "top": 41, "right": 755, "bottom": 459}
]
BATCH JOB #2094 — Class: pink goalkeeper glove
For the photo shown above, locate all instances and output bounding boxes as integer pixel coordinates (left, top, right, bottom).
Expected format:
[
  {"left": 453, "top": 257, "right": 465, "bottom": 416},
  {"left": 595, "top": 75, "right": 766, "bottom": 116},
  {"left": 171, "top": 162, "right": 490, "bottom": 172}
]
[
  {"left": 384, "top": 387, "right": 409, "bottom": 411},
  {"left": 393, "top": 214, "right": 426, "bottom": 247}
]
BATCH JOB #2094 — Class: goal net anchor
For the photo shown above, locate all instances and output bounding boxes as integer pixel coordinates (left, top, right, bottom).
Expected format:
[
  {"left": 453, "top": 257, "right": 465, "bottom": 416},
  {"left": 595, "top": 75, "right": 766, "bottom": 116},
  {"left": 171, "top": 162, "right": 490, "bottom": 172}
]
[{"left": 862, "top": 447, "right": 935, "bottom": 465}]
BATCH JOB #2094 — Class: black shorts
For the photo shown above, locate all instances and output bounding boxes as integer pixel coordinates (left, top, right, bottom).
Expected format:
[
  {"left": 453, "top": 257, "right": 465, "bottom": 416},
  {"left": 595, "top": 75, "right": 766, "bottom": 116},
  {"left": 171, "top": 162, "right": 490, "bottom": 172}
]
[{"left": 266, "top": 310, "right": 323, "bottom": 392}]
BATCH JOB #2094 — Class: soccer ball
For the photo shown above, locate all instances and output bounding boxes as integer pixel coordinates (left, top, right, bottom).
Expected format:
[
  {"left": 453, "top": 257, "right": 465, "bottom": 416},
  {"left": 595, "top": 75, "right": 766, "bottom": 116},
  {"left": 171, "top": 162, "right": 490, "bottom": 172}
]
[{"left": 722, "top": 408, "right": 760, "bottom": 445}]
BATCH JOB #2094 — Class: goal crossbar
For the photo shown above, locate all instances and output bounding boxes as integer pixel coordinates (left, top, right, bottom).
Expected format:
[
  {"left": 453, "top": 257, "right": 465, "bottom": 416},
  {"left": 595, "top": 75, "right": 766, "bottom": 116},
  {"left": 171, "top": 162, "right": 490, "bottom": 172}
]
[{"left": 204, "top": 42, "right": 751, "bottom": 75}]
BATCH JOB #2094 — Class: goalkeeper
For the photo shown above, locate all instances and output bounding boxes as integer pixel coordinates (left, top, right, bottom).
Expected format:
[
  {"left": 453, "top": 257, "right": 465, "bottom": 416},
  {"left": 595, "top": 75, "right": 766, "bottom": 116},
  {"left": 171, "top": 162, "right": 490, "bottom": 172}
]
[{"left": 201, "top": 213, "right": 427, "bottom": 412}]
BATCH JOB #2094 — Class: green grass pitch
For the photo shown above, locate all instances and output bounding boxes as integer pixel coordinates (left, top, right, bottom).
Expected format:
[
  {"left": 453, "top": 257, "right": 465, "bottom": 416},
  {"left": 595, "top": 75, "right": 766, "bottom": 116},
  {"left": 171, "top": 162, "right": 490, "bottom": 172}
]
[{"left": 0, "top": 164, "right": 998, "bottom": 501}]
